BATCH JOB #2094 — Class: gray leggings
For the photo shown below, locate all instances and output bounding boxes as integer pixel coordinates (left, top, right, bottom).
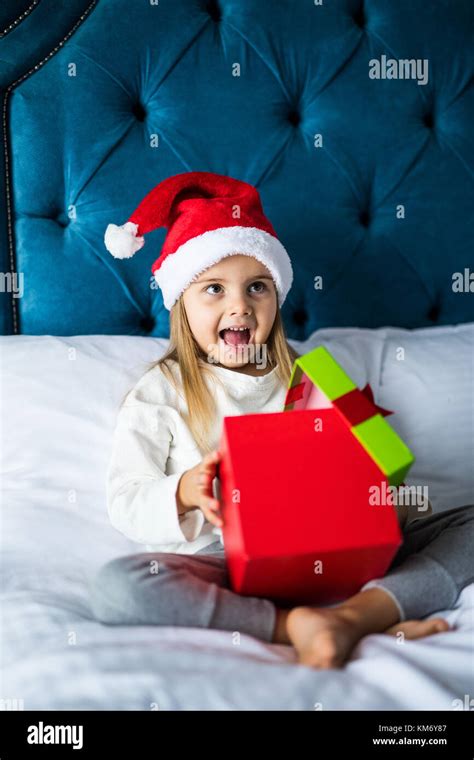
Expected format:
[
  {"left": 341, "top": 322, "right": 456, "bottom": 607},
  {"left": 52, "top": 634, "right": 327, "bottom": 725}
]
[{"left": 89, "top": 504, "right": 474, "bottom": 642}]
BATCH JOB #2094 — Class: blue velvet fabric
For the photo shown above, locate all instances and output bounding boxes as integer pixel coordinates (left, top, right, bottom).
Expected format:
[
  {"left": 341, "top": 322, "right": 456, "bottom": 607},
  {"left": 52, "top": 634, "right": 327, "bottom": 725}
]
[{"left": 1, "top": 0, "right": 473, "bottom": 338}]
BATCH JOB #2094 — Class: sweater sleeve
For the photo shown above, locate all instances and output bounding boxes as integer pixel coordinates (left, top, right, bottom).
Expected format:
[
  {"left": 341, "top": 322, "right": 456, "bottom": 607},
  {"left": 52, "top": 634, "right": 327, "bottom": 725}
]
[{"left": 106, "top": 398, "right": 205, "bottom": 546}]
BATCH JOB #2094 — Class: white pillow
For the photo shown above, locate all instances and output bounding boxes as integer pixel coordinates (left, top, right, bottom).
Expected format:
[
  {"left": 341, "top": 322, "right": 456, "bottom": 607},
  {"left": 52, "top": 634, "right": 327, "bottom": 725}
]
[
  {"left": 376, "top": 324, "right": 473, "bottom": 512},
  {"left": 0, "top": 325, "right": 472, "bottom": 521},
  {"left": 0, "top": 335, "right": 167, "bottom": 523}
]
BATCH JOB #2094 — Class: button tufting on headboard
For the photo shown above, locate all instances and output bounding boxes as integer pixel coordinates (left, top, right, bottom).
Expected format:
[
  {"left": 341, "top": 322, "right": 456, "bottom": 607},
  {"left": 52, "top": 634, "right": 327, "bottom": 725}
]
[
  {"left": 292, "top": 308, "right": 308, "bottom": 327},
  {"left": 132, "top": 102, "right": 147, "bottom": 122},
  {"left": 53, "top": 212, "right": 70, "bottom": 229},
  {"left": 353, "top": 3, "right": 366, "bottom": 28},
  {"left": 427, "top": 304, "right": 441, "bottom": 323},
  {"left": 206, "top": 0, "right": 221, "bottom": 23},
  {"left": 287, "top": 109, "right": 301, "bottom": 127},
  {"left": 423, "top": 112, "right": 435, "bottom": 130},
  {"left": 140, "top": 316, "right": 156, "bottom": 333}
]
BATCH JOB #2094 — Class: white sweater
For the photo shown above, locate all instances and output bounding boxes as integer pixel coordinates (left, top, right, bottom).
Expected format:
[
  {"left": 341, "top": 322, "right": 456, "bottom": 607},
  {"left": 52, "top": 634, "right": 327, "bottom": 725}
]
[{"left": 106, "top": 361, "right": 287, "bottom": 555}]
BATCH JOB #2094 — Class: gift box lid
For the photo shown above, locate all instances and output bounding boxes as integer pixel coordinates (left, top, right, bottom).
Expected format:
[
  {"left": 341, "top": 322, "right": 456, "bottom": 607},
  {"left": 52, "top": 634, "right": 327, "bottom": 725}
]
[{"left": 283, "top": 346, "right": 414, "bottom": 486}]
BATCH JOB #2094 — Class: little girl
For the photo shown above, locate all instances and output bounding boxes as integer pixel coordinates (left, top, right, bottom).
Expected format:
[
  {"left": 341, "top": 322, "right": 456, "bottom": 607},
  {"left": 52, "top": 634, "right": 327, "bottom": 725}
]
[{"left": 92, "top": 171, "right": 474, "bottom": 669}]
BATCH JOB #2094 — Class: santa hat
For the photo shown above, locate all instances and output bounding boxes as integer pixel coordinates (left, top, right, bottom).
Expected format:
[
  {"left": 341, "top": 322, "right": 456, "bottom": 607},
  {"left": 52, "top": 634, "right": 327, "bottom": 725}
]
[{"left": 104, "top": 171, "right": 293, "bottom": 310}]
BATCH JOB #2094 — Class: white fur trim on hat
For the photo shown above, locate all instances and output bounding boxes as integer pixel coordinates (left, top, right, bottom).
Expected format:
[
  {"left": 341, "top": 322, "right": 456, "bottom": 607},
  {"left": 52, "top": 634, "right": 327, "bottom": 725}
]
[
  {"left": 154, "top": 226, "right": 293, "bottom": 310},
  {"left": 104, "top": 221, "right": 145, "bottom": 259}
]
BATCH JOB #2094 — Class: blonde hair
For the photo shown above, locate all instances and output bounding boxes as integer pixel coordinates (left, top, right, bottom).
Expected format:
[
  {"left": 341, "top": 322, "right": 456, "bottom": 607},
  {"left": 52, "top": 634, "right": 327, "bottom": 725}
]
[{"left": 123, "top": 287, "right": 300, "bottom": 455}]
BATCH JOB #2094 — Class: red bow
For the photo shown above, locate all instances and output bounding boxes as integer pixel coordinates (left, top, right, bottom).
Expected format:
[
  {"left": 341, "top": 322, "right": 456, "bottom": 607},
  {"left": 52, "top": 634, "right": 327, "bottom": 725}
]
[
  {"left": 360, "top": 384, "right": 393, "bottom": 418},
  {"left": 333, "top": 383, "right": 393, "bottom": 427},
  {"left": 284, "top": 381, "right": 393, "bottom": 426}
]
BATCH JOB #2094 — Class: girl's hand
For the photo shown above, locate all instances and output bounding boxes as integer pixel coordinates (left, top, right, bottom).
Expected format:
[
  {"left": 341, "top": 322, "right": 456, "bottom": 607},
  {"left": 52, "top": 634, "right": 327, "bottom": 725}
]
[{"left": 176, "top": 450, "right": 223, "bottom": 528}]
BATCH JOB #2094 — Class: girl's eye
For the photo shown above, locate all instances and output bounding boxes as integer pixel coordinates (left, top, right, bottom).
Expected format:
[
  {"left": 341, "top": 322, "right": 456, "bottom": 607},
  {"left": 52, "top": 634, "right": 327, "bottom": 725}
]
[
  {"left": 205, "top": 284, "right": 223, "bottom": 295},
  {"left": 204, "top": 281, "right": 267, "bottom": 295}
]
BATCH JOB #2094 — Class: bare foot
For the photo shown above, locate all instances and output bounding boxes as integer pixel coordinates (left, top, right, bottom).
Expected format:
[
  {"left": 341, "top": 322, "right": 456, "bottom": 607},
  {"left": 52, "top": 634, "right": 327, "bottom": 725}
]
[
  {"left": 286, "top": 605, "right": 365, "bottom": 669},
  {"left": 283, "top": 589, "right": 451, "bottom": 670},
  {"left": 385, "top": 617, "right": 450, "bottom": 638}
]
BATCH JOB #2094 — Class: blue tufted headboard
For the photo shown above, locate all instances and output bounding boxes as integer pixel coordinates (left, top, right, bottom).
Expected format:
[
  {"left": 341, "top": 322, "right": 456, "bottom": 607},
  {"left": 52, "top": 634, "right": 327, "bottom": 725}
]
[{"left": 1, "top": 0, "right": 473, "bottom": 339}]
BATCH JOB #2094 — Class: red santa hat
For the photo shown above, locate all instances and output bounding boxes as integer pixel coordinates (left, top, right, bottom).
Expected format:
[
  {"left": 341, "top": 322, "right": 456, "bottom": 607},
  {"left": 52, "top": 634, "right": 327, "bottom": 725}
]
[{"left": 104, "top": 171, "right": 293, "bottom": 310}]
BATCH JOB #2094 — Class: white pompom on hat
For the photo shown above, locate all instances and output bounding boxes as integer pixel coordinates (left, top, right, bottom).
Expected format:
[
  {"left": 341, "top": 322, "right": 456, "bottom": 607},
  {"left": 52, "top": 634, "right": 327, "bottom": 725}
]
[{"left": 104, "top": 221, "right": 145, "bottom": 259}]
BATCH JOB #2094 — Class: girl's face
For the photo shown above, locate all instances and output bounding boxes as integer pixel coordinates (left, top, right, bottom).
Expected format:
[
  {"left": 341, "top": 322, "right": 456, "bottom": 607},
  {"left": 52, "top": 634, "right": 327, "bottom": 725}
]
[{"left": 182, "top": 254, "right": 277, "bottom": 371}]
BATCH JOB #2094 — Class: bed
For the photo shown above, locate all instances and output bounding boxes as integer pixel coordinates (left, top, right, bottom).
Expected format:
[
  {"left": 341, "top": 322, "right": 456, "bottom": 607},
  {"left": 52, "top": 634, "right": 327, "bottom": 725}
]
[
  {"left": 1, "top": 0, "right": 473, "bottom": 710},
  {"left": 2, "top": 327, "right": 473, "bottom": 709}
]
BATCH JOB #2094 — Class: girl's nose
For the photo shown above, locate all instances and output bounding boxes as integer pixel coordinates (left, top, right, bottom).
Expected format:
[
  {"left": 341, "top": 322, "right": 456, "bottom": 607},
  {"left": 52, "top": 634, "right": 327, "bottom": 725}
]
[{"left": 229, "top": 297, "right": 252, "bottom": 315}]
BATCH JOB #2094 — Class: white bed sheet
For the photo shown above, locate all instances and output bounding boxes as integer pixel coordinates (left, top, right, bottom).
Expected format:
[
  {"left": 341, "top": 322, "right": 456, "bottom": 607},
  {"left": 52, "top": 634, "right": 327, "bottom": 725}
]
[{"left": 1, "top": 330, "right": 473, "bottom": 710}]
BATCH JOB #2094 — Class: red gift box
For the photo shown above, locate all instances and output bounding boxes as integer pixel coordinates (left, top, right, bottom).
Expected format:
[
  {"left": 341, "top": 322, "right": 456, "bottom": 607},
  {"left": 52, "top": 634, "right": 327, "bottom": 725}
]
[{"left": 217, "top": 407, "right": 402, "bottom": 605}]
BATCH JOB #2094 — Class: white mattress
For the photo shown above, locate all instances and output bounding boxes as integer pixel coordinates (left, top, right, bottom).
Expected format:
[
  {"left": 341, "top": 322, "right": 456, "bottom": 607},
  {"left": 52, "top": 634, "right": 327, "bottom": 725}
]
[{"left": 1, "top": 328, "right": 473, "bottom": 710}]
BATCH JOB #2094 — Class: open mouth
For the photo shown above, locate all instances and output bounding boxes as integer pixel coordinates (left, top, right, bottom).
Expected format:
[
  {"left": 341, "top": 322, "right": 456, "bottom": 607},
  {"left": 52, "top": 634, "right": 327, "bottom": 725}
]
[{"left": 218, "top": 328, "right": 252, "bottom": 347}]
